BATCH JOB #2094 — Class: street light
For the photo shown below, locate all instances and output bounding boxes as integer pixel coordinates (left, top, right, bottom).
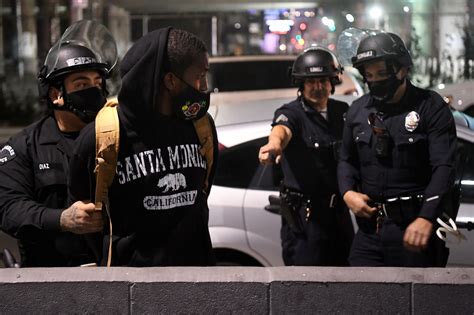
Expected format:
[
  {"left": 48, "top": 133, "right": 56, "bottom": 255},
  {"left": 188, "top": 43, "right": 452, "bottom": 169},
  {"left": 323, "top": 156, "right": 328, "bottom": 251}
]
[
  {"left": 345, "top": 13, "right": 355, "bottom": 23},
  {"left": 368, "top": 6, "right": 383, "bottom": 29},
  {"left": 322, "top": 16, "right": 336, "bottom": 32}
]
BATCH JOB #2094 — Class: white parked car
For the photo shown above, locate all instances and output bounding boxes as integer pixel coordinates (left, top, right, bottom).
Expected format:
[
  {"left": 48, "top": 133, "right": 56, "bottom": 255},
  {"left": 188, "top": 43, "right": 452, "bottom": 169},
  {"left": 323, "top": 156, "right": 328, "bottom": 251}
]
[{"left": 209, "top": 113, "right": 474, "bottom": 266}]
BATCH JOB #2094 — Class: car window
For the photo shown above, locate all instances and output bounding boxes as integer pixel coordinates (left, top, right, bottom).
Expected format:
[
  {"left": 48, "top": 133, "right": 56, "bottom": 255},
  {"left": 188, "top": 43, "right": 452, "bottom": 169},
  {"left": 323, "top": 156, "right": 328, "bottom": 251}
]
[
  {"left": 214, "top": 137, "right": 267, "bottom": 188},
  {"left": 209, "top": 60, "right": 294, "bottom": 92},
  {"left": 214, "top": 136, "right": 283, "bottom": 190},
  {"left": 458, "top": 138, "right": 474, "bottom": 203},
  {"left": 249, "top": 163, "right": 282, "bottom": 191}
]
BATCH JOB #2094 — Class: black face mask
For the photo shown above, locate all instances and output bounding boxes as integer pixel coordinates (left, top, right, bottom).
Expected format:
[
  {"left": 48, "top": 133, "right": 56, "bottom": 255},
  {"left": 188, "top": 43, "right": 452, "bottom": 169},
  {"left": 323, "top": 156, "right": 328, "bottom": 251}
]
[
  {"left": 172, "top": 78, "right": 210, "bottom": 121},
  {"left": 63, "top": 86, "right": 107, "bottom": 123},
  {"left": 367, "top": 75, "right": 403, "bottom": 103}
]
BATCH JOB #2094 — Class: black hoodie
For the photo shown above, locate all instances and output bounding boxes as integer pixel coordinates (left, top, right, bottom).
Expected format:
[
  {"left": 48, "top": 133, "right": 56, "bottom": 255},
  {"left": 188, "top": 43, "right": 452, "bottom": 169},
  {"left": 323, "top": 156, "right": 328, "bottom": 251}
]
[{"left": 68, "top": 27, "right": 217, "bottom": 266}]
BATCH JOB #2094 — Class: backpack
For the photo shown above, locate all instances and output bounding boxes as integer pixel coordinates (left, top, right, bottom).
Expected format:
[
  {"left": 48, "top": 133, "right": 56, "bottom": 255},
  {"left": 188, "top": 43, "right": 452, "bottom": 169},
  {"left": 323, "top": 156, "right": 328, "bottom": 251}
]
[{"left": 93, "top": 98, "right": 215, "bottom": 266}]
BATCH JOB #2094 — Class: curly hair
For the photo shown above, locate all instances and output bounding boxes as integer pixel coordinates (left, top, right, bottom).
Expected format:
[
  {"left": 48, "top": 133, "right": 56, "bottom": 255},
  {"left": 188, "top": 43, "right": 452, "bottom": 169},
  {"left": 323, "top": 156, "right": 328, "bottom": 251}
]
[{"left": 164, "top": 29, "right": 208, "bottom": 77}]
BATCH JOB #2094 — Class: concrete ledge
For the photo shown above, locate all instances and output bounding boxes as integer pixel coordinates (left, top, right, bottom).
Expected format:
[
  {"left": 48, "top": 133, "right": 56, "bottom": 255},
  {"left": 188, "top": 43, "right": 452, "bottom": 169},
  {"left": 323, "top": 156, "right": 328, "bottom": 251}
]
[{"left": 1, "top": 267, "right": 473, "bottom": 314}]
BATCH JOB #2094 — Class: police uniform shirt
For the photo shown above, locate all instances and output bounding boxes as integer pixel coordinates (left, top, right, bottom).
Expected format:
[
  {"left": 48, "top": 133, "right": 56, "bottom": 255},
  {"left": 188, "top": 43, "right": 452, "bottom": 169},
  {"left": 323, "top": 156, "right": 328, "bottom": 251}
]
[
  {"left": 338, "top": 81, "right": 457, "bottom": 221},
  {"left": 0, "top": 115, "right": 92, "bottom": 266},
  {"left": 272, "top": 97, "right": 348, "bottom": 195}
]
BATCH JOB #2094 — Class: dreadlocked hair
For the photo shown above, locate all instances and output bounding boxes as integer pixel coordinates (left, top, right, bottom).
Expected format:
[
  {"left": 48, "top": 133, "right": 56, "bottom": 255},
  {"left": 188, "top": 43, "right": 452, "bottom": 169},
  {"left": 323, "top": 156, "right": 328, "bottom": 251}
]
[{"left": 165, "top": 29, "right": 208, "bottom": 77}]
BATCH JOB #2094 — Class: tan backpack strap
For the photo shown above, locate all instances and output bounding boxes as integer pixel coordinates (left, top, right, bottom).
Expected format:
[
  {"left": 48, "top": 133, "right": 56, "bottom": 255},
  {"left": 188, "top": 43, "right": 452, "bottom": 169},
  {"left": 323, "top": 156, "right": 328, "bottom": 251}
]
[
  {"left": 94, "top": 98, "right": 120, "bottom": 211},
  {"left": 193, "top": 113, "right": 214, "bottom": 192}
]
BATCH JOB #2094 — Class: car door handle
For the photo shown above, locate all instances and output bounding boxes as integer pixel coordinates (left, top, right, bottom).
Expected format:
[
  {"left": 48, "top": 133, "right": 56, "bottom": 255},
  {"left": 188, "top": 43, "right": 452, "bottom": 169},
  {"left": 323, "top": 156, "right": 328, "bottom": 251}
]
[
  {"left": 264, "top": 194, "right": 281, "bottom": 215},
  {"left": 264, "top": 204, "right": 281, "bottom": 214}
]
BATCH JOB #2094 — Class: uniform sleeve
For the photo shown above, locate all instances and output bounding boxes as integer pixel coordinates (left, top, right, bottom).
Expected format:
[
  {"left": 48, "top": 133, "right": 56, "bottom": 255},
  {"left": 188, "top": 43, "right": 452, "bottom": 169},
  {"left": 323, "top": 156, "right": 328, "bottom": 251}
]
[
  {"left": 337, "top": 106, "right": 361, "bottom": 197},
  {"left": 418, "top": 100, "right": 457, "bottom": 221},
  {"left": 271, "top": 105, "right": 300, "bottom": 135},
  {"left": 0, "top": 133, "right": 62, "bottom": 237},
  {"left": 68, "top": 123, "right": 97, "bottom": 204}
]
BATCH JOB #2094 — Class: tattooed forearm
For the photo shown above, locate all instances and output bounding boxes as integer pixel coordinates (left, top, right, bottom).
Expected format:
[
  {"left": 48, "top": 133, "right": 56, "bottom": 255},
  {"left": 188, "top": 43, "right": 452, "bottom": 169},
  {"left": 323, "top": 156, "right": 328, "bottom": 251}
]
[{"left": 60, "top": 201, "right": 103, "bottom": 234}]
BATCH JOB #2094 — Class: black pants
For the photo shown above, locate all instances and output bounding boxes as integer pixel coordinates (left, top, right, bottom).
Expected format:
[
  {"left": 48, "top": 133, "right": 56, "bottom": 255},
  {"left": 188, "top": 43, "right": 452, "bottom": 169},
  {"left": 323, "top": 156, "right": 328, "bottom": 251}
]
[
  {"left": 349, "top": 217, "right": 449, "bottom": 267},
  {"left": 281, "top": 204, "right": 354, "bottom": 266}
]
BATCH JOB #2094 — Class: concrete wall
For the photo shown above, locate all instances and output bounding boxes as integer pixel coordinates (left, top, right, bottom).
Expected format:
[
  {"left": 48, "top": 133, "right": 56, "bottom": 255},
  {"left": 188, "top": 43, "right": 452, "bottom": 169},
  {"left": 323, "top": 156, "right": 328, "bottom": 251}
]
[{"left": 1, "top": 267, "right": 474, "bottom": 314}]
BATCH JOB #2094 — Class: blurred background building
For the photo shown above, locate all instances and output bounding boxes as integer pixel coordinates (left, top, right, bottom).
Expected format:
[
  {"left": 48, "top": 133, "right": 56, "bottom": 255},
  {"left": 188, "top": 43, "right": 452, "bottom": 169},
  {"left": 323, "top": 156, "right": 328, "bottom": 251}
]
[{"left": 0, "top": 0, "right": 473, "bottom": 125}]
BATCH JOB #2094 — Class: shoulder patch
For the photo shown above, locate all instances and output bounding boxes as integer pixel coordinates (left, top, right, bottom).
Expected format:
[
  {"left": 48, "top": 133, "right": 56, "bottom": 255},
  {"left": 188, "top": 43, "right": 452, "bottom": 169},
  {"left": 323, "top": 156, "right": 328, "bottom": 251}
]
[
  {"left": 275, "top": 114, "right": 289, "bottom": 123},
  {"left": 0, "top": 145, "right": 16, "bottom": 164}
]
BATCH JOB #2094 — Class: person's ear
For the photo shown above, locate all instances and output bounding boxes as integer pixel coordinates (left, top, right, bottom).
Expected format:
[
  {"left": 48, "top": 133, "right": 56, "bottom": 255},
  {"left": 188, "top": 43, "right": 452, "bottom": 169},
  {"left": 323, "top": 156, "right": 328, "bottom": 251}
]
[
  {"left": 163, "top": 72, "right": 178, "bottom": 91},
  {"left": 397, "top": 67, "right": 408, "bottom": 79},
  {"left": 49, "top": 86, "right": 64, "bottom": 106}
]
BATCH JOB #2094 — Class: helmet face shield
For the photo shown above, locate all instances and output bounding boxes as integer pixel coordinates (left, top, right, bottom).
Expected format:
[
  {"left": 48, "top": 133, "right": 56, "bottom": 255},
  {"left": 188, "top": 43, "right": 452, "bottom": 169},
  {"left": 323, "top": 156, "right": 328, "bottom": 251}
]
[
  {"left": 336, "top": 28, "right": 412, "bottom": 70},
  {"left": 42, "top": 20, "right": 118, "bottom": 82},
  {"left": 336, "top": 27, "right": 377, "bottom": 67},
  {"left": 355, "top": 33, "right": 412, "bottom": 70}
]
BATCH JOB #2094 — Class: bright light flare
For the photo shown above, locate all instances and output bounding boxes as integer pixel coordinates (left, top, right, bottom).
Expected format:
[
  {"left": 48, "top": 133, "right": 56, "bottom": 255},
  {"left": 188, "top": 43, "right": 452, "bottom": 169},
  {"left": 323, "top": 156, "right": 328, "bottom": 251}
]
[{"left": 369, "top": 6, "right": 383, "bottom": 19}]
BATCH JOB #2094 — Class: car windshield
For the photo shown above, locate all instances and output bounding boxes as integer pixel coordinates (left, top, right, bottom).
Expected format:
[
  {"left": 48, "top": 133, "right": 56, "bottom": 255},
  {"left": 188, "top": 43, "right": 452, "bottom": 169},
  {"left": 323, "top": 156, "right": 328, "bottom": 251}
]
[
  {"left": 209, "top": 56, "right": 364, "bottom": 96},
  {"left": 209, "top": 59, "right": 294, "bottom": 92}
]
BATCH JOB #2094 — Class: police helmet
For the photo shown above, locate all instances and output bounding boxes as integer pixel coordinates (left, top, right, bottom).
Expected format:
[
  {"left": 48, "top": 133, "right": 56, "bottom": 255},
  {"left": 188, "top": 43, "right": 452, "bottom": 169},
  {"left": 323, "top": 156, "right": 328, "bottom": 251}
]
[
  {"left": 351, "top": 32, "right": 413, "bottom": 70},
  {"left": 37, "top": 42, "right": 110, "bottom": 100},
  {"left": 291, "top": 47, "right": 343, "bottom": 80},
  {"left": 290, "top": 47, "right": 343, "bottom": 93}
]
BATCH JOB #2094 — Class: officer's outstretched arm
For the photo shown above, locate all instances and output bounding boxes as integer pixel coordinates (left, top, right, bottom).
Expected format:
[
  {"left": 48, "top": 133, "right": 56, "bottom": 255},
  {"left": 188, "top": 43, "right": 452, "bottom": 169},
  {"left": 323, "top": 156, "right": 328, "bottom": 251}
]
[{"left": 258, "top": 125, "right": 292, "bottom": 165}]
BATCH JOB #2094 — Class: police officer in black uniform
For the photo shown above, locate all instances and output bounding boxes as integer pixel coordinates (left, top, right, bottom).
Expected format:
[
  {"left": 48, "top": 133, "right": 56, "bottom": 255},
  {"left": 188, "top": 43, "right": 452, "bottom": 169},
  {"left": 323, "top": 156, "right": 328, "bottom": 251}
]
[
  {"left": 259, "top": 47, "right": 354, "bottom": 266},
  {"left": 0, "top": 21, "right": 116, "bottom": 267},
  {"left": 338, "top": 31, "right": 457, "bottom": 267}
]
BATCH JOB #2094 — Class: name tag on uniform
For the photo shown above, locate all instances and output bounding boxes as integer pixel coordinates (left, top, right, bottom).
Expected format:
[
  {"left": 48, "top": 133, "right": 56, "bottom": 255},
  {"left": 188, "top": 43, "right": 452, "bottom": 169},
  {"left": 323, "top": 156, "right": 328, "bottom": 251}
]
[
  {"left": 39, "top": 163, "right": 50, "bottom": 170},
  {"left": 37, "top": 162, "right": 62, "bottom": 171}
]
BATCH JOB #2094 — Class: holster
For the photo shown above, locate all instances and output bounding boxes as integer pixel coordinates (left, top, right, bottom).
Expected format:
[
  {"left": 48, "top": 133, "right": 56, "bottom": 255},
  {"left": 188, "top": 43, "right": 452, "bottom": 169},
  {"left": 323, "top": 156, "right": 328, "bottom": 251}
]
[{"left": 279, "top": 186, "right": 306, "bottom": 235}]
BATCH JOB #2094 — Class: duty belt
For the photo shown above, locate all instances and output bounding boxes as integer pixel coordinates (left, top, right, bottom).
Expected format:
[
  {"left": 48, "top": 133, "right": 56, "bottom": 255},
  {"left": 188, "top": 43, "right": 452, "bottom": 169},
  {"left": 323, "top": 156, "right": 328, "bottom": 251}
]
[
  {"left": 370, "top": 194, "right": 424, "bottom": 231},
  {"left": 280, "top": 186, "right": 339, "bottom": 234}
]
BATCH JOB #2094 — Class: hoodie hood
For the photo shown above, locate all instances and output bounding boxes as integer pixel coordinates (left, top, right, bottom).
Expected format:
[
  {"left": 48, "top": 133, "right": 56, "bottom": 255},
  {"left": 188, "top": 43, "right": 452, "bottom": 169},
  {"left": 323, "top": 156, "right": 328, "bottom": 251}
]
[{"left": 118, "top": 27, "right": 172, "bottom": 134}]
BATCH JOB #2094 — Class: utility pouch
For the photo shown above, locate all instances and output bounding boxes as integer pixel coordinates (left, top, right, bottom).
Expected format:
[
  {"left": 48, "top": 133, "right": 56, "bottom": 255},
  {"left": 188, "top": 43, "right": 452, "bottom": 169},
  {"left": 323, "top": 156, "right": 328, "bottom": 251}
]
[{"left": 280, "top": 186, "right": 305, "bottom": 235}]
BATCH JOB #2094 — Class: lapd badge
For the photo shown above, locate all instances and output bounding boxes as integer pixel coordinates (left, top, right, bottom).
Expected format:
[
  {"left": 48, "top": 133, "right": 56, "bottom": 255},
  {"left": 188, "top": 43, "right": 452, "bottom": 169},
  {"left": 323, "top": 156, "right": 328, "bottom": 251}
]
[{"left": 405, "top": 111, "right": 420, "bottom": 132}]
